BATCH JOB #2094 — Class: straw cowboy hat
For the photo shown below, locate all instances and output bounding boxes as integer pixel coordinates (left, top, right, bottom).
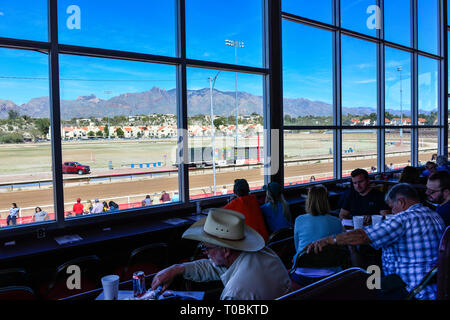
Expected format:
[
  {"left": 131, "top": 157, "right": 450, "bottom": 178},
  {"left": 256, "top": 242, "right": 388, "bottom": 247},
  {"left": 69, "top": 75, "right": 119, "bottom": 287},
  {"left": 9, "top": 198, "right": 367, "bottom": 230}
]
[{"left": 182, "top": 208, "right": 265, "bottom": 252}]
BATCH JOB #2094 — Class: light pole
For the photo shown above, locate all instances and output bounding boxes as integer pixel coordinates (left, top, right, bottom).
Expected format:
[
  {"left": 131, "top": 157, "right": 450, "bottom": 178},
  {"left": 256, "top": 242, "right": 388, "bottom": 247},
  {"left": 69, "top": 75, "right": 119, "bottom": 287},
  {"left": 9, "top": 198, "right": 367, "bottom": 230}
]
[
  {"left": 209, "top": 71, "right": 221, "bottom": 195},
  {"left": 397, "top": 66, "right": 403, "bottom": 139},
  {"left": 104, "top": 90, "right": 113, "bottom": 140},
  {"left": 225, "top": 39, "right": 244, "bottom": 162}
]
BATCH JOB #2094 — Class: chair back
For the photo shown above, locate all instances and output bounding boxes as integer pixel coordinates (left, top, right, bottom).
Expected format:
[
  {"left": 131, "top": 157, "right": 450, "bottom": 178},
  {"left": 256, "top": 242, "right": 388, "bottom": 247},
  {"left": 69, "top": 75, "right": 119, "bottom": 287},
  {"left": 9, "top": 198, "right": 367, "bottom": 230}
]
[
  {"left": 45, "top": 255, "right": 103, "bottom": 300},
  {"left": 267, "top": 235, "right": 296, "bottom": 269},
  {"left": 290, "top": 245, "right": 349, "bottom": 272},
  {"left": 0, "top": 268, "right": 28, "bottom": 287},
  {"left": 267, "top": 227, "right": 294, "bottom": 245},
  {"left": 121, "top": 242, "right": 169, "bottom": 280},
  {"left": 437, "top": 226, "right": 450, "bottom": 300},
  {"left": 0, "top": 286, "right": 37, "bottom": 300},
  {"left": 277, "top": 267, "right": 378, "bottom": 300}
]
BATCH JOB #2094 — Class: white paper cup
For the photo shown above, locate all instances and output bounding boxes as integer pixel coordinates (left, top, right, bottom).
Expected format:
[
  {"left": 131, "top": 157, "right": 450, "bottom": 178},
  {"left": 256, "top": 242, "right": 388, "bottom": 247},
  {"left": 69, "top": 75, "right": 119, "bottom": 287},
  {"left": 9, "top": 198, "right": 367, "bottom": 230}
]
[
  {"left": 101, "top": 275, "right": 120, "bottom": 300},
  {"left": 372, "top": 215, "right": 383, "bottom": 226},
  {"left": 352, "top": 216, "right": 364, "bottom": 229}
]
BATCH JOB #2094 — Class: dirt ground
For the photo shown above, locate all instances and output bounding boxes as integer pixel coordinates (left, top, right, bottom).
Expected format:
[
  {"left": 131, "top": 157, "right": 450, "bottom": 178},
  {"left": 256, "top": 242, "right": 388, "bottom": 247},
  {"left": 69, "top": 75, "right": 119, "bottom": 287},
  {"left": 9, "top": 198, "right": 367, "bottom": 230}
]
[{"left": 0, "top": 152, "right": 434, "bottom": 219}]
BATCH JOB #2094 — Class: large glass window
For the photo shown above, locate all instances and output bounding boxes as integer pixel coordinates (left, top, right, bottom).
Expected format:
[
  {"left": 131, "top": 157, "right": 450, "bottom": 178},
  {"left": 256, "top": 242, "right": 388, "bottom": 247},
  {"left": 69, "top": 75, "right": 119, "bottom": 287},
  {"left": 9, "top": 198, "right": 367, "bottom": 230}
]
[
  {"left": 384, "top": 0, "right": 411, "bottom": 47},
  {"left": 0, "top": 0, "right": 48, "bottom": 41},
  {"left": 342, "top": 129, "right": 378, "bottom": 176},
  {"left": 341, "top": 0, "right": 378, "bottom": 37},
  {"left": 186, "top": 0, "right": 263, "bottom": 68},
  {"left": 418, "top": 56, "right": 439, "bottom": 125},
  {"left": 418, "top": 0, "right": 439, "bottom": 55},
  {"left": 418, "top": 128, "right": 438, "bottom": 164},
  {"left": 341, "top": 36, "right": 378, "bottom": 126},
  {"left": 59, "top": 54, "right": 177, "bottom": 218},
  {"left": 284, "top": 130, "right": 334, "bottom": 186},
  {"left": 282, "top": 21, "right": 333, "bottom": 126},
  {"left": 282, "top": 0, "right": 333, "bottom": 25},
  {"left": 385, "top": 47, "right": 412, "bottom": 125},
  {"left": 0, "top": 48, "right": 53, "bottom": 227},
  {"left": 385, "top": 128, "right": 411, "bottom": 170},
  {"left": 186, "top": 68, "right": 264, "bottom": 199},
  {"left": 58, "top": 0, "right": 176, "bottom": 56}
]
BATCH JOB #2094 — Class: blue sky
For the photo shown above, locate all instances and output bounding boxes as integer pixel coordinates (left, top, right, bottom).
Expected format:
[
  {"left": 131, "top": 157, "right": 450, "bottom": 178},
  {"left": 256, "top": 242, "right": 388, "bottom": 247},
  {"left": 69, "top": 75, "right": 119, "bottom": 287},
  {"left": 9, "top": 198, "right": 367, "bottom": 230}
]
[{"left": 0, "top": 0, "right": 441, "bottom": 114}]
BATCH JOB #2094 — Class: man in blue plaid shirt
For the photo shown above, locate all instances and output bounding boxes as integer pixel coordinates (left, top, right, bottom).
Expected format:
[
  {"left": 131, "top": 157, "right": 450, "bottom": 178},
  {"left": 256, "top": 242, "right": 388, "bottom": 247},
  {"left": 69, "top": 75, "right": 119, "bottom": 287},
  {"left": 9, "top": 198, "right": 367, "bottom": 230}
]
[{"left": 306, "top": 183, "right": 445, "bottom": 300}]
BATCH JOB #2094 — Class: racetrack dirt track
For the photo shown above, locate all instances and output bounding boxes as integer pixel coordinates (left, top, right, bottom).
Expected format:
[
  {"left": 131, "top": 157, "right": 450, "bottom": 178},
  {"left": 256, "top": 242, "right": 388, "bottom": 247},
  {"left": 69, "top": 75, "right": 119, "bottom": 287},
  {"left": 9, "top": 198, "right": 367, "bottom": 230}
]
[{"left": 0, "top": 152, "right": 434, "bottom": 219}]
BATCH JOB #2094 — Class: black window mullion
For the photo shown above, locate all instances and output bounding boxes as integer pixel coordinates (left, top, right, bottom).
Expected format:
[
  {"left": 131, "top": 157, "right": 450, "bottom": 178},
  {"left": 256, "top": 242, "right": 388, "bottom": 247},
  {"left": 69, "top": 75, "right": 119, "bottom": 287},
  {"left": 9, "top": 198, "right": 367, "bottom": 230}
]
[{"left": 48, "top": 0, "right": 65, "bottom": 227}]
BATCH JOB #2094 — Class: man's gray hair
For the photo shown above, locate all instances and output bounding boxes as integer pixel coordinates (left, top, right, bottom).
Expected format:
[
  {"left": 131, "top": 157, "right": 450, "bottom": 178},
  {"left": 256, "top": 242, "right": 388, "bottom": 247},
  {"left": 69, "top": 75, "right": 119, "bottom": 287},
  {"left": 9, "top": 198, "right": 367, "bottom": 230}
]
[
  {"left": 385, "top": 183, "right": 419, "bottom": 203},
  {"left": 436, "top": 155, "right": 448, "bottom": 166}
]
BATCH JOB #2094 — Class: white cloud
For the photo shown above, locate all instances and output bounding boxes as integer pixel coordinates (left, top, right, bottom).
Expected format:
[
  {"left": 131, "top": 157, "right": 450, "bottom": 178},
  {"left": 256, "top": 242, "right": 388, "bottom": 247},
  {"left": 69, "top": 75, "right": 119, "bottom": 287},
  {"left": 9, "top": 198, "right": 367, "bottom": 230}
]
[
  {"left": 354, "top": 78, "right": 377, "bottom": 84},
  {"left": 0, "top": 12, "right": 4, "bottom": 16}
]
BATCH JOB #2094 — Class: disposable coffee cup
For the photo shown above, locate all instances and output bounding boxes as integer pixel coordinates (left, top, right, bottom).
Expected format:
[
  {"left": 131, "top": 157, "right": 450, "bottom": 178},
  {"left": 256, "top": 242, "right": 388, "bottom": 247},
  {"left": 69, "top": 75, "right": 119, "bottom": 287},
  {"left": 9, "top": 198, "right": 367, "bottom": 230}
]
[
  {"left": 352, "top": 216, "right": 364, "bottom": 229},
  {"left": 372, "top": 215, "right": 383, "bottom": 226},
  {"left": 101, "top": 275, "right": 120, "bottom": 300}
]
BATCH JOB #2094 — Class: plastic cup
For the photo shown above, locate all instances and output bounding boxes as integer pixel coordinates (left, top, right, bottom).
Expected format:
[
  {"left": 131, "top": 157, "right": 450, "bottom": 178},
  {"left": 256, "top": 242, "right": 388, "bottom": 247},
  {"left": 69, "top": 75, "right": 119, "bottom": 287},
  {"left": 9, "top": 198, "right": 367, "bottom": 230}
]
[
  {"left": 372, "top": 215, "right": 383, "bottom": 226},
  {"left": 101, "top": 275, "right": 120, "bottom": 300},
  {"left": 352, "top": 216, "right": 364, "bottom": 229}
]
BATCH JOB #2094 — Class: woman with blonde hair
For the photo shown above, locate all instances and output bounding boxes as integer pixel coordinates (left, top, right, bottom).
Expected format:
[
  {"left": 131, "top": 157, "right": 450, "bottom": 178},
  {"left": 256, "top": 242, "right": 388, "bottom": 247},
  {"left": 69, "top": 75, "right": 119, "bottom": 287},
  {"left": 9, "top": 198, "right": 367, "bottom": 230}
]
[{"left": 292, "top": 185, "right": 344, "bottom": 286}]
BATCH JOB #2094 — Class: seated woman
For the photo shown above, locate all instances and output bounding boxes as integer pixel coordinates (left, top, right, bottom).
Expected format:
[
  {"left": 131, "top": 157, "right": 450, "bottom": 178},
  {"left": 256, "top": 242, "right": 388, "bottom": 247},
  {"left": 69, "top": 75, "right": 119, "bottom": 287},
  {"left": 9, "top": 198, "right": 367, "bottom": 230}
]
[
  {"left": 292, "top": 185, "right": 344, "bottom": 286},
  {"left": 260, "top": 182, "right": 292, "bottom": 234}
]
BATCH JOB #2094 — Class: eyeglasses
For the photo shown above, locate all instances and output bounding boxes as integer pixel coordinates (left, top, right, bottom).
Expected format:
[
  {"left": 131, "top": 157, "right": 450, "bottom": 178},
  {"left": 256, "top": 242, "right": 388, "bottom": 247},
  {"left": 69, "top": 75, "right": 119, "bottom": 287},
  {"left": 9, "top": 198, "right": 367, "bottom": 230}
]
[
  {"left": 199, "top": 243, "right": 219, "bottom": 253},
  {"left": 426, "top": 188, "right": 442, "bottom": 195}
]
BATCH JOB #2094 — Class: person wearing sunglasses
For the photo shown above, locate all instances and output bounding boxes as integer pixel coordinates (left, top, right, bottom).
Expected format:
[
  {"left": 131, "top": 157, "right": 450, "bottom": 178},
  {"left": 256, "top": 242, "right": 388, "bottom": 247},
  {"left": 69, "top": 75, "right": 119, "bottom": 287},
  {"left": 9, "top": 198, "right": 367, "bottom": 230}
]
[{"left": 151, "top": 208, "right": 291, "bottom": 300}]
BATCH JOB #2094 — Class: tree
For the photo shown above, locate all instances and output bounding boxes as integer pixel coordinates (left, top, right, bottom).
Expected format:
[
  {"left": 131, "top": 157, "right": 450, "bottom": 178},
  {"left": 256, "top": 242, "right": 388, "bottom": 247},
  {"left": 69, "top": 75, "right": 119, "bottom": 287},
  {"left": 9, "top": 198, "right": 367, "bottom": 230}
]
[
  {"left": 87, "top": 131, "right": 95, "bottom": 137},
  {"left": 34, "top": 118, "right": 50, "bottom": 137},
  {"left": 8, "top": 109, "right": 19, "bottom": 120},
  {"left": 115, "top": 127, "right": 124, "bottom": 138},
  {"left": 96, "top": 130, "right": 103, "bottom": 137}
]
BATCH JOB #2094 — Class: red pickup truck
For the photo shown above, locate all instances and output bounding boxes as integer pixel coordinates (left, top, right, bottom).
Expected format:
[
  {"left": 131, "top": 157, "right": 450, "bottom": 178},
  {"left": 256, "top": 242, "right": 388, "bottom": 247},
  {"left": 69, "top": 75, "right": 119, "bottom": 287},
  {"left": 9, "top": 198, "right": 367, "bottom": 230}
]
[{"left": 62, "top": 162, "right": 91, "bottom": 175}]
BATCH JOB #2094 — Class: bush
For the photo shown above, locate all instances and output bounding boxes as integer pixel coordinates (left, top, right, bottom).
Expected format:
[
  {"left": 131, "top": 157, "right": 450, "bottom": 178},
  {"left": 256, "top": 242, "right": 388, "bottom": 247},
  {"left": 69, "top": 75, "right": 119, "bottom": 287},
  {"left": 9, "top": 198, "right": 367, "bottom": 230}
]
[{"left": 0, "top": 132, "right": 24, "bottom": 143}]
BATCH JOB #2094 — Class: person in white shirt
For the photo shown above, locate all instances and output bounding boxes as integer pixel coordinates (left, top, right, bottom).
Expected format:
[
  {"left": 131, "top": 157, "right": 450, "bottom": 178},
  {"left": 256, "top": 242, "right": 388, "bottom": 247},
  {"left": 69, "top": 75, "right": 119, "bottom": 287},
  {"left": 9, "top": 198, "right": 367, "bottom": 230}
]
[
  {"left": 7, "top": 203, "right": 20, "bottom": 225},
  {"left": 91, "top": 198, "right": 104, "bottom": 214},
  {"left": 151, "top": 208, "right": 291, "bottom": 300},
  {"left": 221, "top": 186, "right": 228, "bottom": 195}
]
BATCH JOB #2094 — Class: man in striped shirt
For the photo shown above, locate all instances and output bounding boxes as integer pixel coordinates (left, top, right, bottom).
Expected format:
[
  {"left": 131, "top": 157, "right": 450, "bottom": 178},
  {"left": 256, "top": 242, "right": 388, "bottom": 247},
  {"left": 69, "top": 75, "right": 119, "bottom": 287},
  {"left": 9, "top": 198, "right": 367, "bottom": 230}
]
[{"left": 306, "top": 183, "right": 445, "bottom": 300}]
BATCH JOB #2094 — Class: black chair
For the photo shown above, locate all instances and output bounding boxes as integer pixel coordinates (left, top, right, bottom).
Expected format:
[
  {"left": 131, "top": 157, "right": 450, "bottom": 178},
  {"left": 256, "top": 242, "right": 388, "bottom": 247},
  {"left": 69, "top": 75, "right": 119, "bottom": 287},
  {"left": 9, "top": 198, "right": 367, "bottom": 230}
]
[
  {"left": 0, "top": 286, "right": 37, "bottom": 300},
  {"left": 42, "top": 255, "right": 103, "bottom": 300},
  {"left": 116, "top": 242, "right": 169, "bottom": 281},
  {"left": 267, "top": 227, "right": 294, "bottom": 245},
  {"left": 437, "top": 226, "right": 450, "bottom": 300},
  {"left": 405, "top": 265, "right": 438, "bottom": 300},
  {"left": 289, "top": 246, "right": 350, "bottom": 286},
  {"left": 0, "top": 268, "right": 29, "bottom": 287},
  {"left": 267, "top": 233, "right": 296, "bottom": 269},
  {"left": 277, "top": 267, "right": 378, "bottom": 300}
]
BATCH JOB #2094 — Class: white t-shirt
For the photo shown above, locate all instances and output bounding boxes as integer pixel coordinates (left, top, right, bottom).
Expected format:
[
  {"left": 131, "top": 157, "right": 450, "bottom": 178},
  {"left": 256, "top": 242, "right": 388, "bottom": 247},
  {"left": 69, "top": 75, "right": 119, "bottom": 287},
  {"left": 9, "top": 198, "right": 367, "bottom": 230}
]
[
  {"left": 9, "top": 207, "right": 20, "bottom": 217},
  {"left": 92, "top": 202, "right": 104, "bottom": 213}
]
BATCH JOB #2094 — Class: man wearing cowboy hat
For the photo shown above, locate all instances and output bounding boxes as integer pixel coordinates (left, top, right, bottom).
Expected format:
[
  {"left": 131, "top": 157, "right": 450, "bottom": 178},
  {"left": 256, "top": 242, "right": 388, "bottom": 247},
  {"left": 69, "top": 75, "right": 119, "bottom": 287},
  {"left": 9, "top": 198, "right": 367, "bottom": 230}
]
[{"left": 151, "top": 208, "right": 291, "bottom": 300}]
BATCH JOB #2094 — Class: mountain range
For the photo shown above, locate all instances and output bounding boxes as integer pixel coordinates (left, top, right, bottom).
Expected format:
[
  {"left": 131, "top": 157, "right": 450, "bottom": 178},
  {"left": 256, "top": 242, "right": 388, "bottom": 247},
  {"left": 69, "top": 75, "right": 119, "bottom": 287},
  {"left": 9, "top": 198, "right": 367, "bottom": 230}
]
[{"left": 0, "top": 86, "right": 429, "bottom": 120}]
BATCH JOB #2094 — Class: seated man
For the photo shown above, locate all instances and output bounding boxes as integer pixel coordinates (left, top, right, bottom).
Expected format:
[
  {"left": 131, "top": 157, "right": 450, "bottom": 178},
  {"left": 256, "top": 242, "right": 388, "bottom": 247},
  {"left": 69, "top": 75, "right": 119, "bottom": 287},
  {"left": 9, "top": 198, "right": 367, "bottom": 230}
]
[
  {"left": 339, "top": 168, "right": 391, "bottom": 224},
  {"left": 436, "top": 155, "right": 450, "bottom": 173},
  {"left": 426, "top": 171, "right": 450, "bottom": 227},
  {"left": 151, "top": 208, "right": 291, "bottom": 300},
  {"left": 224, "top": 179, "right": 269, "bottom": 241},
  {"left": 306, "top": 183, "right": 445, "bottom": 300}
]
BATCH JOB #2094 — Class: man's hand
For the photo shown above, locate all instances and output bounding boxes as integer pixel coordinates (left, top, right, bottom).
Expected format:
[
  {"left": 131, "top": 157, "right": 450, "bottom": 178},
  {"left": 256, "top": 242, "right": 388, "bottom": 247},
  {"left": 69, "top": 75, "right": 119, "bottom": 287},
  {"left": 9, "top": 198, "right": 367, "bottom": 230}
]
[
  {"left": 363, "top": 215, "right": 372, "bottom": 226},
  {"left": 305, "top": 236, "right": 333, "bottom": 254},
  {"left": 151, "top": 264, "right": 185, "bottom": 293}
]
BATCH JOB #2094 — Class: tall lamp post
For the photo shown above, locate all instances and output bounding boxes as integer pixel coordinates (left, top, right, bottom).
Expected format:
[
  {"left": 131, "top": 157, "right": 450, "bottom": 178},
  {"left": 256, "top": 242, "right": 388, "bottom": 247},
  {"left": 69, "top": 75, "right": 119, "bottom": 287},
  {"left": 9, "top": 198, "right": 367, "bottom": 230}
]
[
  {"left": 397, "top": 66, "right": 403, "bottom": 140},
  {"left": 104, "top": 90, "right": 113, "bottom": 140},
  {"left": 209, "top": 71, "right": 221, "bottom": 196},
  {"left": 225, "top": 39, "right": 244, "bottom": 162}
]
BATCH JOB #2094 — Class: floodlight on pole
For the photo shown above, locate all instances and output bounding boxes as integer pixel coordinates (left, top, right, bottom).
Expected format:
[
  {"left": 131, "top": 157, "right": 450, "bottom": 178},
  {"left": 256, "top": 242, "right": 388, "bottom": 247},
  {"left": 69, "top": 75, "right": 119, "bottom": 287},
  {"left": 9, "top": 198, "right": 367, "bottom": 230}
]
[
  {"left": 225, "top": 39, "right": 244, "bottom": 162},
  {"left": 209, "top": 71, "right": 221, "bottom": 196},
  {"left": 104, "top": 90, "right": 113, "bottom": 140}
]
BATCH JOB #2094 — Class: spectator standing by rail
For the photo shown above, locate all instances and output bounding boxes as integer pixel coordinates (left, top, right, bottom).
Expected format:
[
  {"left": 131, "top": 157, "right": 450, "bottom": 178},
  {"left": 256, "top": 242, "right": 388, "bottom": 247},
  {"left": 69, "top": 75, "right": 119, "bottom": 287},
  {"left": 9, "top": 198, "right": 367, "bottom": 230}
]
[
  {"left": 142, "top": 195, "right": 152, "bottom": 206},
  {"left": 7, "top": 203, "right": 20, "bottom": 226},
  {"left": 72, "top": 198, "right": 84, "bottom": 216},
  {"left": 33, "top": 206, "right": 49, "bottom": 222},
  {"left": 160, "top": 190, "right": 171, "bottom": 203}
]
